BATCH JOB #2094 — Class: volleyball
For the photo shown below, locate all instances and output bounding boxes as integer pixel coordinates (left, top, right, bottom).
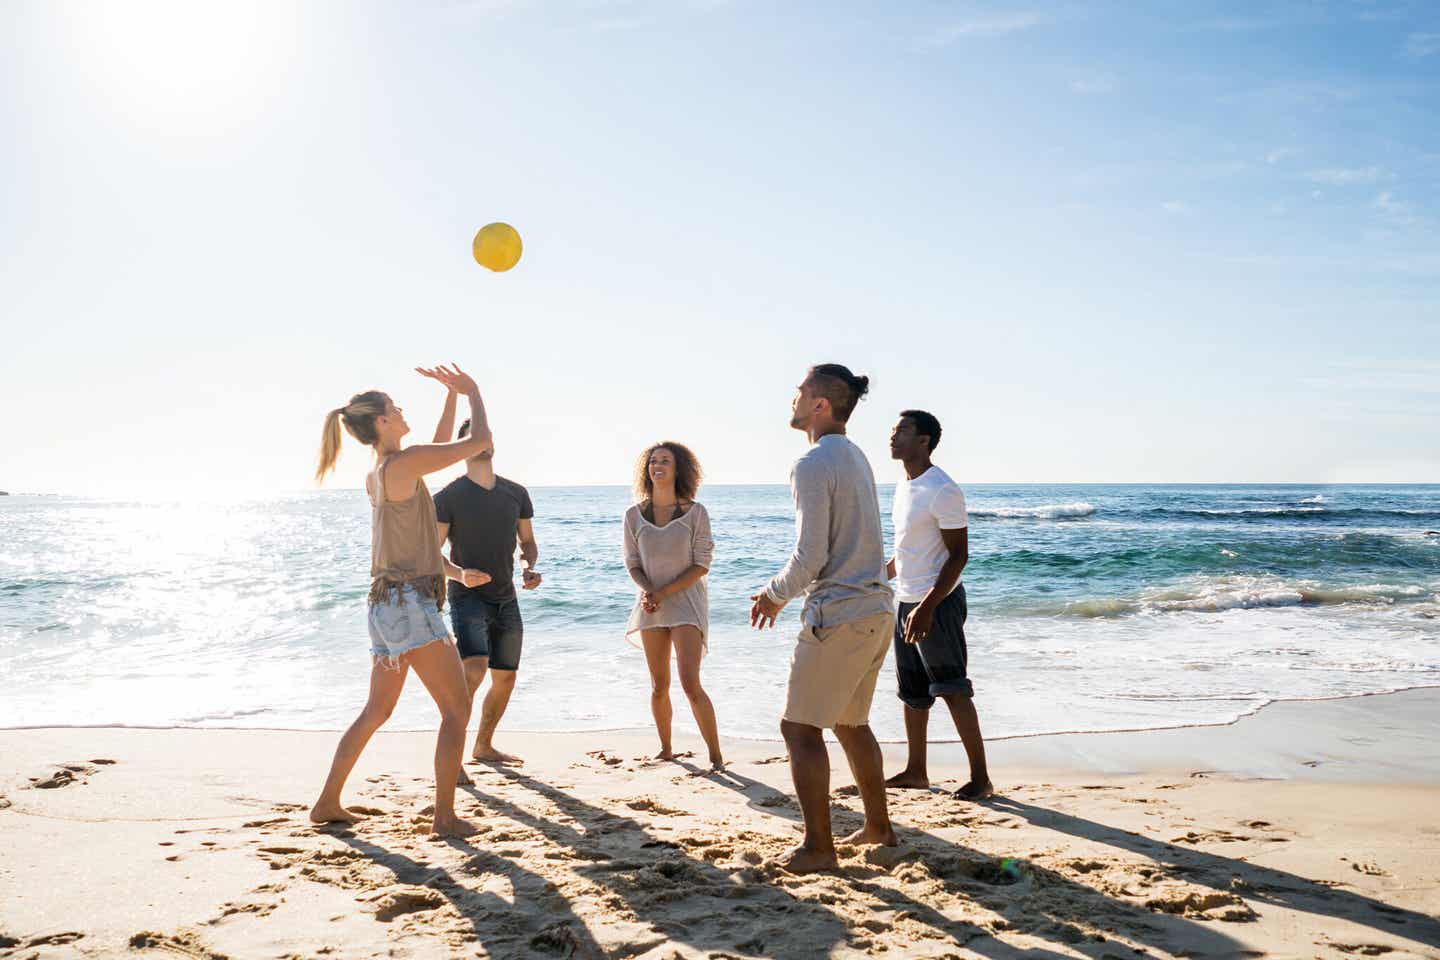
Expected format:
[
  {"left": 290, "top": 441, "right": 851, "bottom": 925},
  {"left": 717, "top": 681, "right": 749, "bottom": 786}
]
[{"left": 472, "top": 222, "right": 523, "bottom": 272}]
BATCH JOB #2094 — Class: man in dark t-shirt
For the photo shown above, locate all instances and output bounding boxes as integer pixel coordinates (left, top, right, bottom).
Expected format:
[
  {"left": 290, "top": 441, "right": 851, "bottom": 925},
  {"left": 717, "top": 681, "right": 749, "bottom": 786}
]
[{"left": 434, "top": 418, "right": 542, "bottom": 765}]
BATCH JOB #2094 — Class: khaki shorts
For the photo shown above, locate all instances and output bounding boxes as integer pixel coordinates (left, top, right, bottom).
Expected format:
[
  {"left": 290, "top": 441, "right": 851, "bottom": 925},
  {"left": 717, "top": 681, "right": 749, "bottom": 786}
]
[{"left": 783, "top": 611, "right": 895, "bottom": 729}]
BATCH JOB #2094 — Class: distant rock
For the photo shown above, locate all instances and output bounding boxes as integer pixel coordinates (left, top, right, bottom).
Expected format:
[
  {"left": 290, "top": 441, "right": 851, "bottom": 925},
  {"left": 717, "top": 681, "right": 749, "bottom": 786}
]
[{"left": 0, "top": 491, "right": 8, "bottom": 496}]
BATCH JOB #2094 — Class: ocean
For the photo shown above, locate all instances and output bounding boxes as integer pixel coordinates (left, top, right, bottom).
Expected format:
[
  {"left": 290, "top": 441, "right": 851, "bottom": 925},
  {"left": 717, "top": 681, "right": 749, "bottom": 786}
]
[{"left": 2, "top": 484, "right": 1438, "bottom": 743}]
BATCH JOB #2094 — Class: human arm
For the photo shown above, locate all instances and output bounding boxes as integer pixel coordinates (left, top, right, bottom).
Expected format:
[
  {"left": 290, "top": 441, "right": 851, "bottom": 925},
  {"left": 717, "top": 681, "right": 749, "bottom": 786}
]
[
  {"left": 436, "top": 519, "right": 490, "bottom": 588},
  {"left": 623, "top": 509, "right": 655, "bottom": 598},
  {"left": 902, "top": 484, "right": 969, "bottom": 643},
  {"left": 384, "top": 364, "right": 493, "bottom": 498},
  {"left": 886, "top": 556, "right": 896, "bottom": 580},
  {"left": 416, "top": 365, "right": 459, "bottom": 443},
  {"left": 761, "top": 460, "right": 830, "bottom": 600},
  {"left": 517, "top": 517, "right": 541, "bottom": 589}
]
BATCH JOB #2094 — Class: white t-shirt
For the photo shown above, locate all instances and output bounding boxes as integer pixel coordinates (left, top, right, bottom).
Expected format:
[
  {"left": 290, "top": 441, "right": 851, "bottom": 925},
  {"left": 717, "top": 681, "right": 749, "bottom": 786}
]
[{"left": 891, "top": 464, "right": 968, "bottom": 604}]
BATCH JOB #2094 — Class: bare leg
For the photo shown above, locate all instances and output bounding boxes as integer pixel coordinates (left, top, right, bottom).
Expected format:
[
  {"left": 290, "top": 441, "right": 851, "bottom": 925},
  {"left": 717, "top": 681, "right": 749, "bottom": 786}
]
[
  {"left": 673, "top": 627, "right": 723, "bottom": 770},
  {"left": 640, "top": 629, "right": 675, "bottom": 760},
  {"left": 833, "top": 723, "right": 897, "bottom": 846},
  {"left": 459, "top": 656, "right": 488, "bottom": 777},
  {"left": 311, "top": 659, "right": 408, "bottom": 824},
  {"left": 406, "top": 640, "right": 479, "bottom": 837},
  {"left": 773, "top": 720, "right": 837, "bottom": 873},
  {"left": 941, "top": 693, "right": 993, "bottom": 799},
  {"left": 885, "top": 704, "right": 932, "bottom": 789},
  {"left": 473, "top": 669, "right": 521, "bottom": 764}
]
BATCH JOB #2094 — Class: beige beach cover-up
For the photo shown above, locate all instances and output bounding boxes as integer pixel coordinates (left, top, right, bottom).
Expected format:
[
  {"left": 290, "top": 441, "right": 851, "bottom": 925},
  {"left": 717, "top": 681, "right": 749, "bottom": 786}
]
[{"left": 623, "top": 501, "right": 714, "bottom": 653}]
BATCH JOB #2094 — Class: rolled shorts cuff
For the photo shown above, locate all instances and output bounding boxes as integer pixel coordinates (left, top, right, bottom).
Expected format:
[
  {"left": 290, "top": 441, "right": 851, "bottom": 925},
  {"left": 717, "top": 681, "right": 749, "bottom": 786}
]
[{"left": 370, "top": 633, "right": 453, "bottom": 670}]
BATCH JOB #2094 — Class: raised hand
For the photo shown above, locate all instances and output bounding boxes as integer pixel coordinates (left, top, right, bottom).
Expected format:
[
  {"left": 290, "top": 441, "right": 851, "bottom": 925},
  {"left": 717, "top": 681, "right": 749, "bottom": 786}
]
[
  {"left": 415, "top": 363, "right": 478, "bottom": 396},
  {"left": 442, "top": 362, "right": 478, "bottom": 395},
  {"left": 415, "top": 365, "right": 456, "bottom": 392}
]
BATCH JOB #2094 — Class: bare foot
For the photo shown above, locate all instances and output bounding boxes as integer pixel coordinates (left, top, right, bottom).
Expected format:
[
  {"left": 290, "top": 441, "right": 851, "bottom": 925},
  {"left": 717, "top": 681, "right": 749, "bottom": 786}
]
[
  {"left": 885, "top": 770, "right": 931, "bottom": 789},
  {"left": 955, "top": 778, "right": 995, "bottom": 801},
  {"left": 471, "top": 745, "right": 523, "bottom": 766},
  {"left": 653, "top": 749, "right": 676, "bottom": 761},
  {"left": 708, "top": 756, "right": 726, "bottom": 772},
  {"left": 841, "top": 823, "right": 899, "bottom": 847},
  {"left": 456, "top": 769, "right": 474, "bottom": 787},
  {"left": 429, "top": 815, "right": 480, "bottom": 838},
  {"left": 771, "top": 844, "right": 839, "bottom": 874},
  {"left": 309, "top": 801, "right": 362, "bottom": 826}
]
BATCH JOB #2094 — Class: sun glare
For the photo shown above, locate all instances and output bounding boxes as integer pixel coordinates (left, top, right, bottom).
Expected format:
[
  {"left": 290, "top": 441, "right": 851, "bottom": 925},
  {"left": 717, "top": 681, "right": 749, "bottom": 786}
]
[{"left": 62, "top": 0, "right": 299, "bottom": 132}]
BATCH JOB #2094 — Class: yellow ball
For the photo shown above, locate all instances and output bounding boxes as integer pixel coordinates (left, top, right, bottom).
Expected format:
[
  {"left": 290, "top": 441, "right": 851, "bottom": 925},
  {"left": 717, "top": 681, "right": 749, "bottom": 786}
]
[{"left": 472, "top": 222, "right": 522, "bottom": 272}]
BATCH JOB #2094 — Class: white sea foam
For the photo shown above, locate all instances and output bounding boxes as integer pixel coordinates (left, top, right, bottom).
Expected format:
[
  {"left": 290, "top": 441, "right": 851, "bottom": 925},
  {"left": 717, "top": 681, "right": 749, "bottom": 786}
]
[
  {"left": 1300, "top": 495, "right": 1327, "bottom": 504},
  {"left": 1060, "top": 576, "right": 1435, "bottom": 618},
  {"left": 970, "top": 501, "right": 1097, "bottom": 520}
]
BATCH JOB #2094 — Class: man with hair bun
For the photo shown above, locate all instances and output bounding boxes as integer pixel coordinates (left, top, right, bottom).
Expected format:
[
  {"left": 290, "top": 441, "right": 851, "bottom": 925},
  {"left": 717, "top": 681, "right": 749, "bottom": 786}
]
[
  {"left": 884, "top": 409, "right": 991, "bottom": 800},
  {"left": 750, "top": 362, "right": 897, "bottom": 874}
]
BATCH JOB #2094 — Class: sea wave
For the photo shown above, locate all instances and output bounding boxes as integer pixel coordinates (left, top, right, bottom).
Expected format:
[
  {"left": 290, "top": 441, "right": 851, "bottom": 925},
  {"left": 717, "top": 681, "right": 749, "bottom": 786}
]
[
  {"left": 1145, "top": 507, "right": 1440, "bottom": 522},
  {"left": 1049, "top": 576, "right": 1436, "bottom": 618},
  {"left": 970, "top": 502, "right": 1097, "bottom": 520}
]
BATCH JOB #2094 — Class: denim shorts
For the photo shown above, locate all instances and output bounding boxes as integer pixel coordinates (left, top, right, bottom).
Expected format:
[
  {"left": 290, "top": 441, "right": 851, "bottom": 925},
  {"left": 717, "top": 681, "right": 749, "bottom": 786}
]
[
  {"left": 449, "top": 591, "right": 524, "bottom": 671},
  {"left": 368, "top": 583, "right": 451, "bottom": 665},
  {"left": 894, "top": 584, "right": 973, "bottom": 709}
]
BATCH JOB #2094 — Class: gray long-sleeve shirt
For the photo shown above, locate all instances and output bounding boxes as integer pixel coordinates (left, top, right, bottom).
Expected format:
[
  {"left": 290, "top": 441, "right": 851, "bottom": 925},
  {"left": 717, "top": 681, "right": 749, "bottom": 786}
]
[{"left": 765, "top": 433, "right": 894, "bottom": 628}]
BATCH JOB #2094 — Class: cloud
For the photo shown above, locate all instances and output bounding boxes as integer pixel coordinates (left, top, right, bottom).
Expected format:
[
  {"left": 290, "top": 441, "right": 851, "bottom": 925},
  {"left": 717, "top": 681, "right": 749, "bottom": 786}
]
[
  {"left": 1303, "top": 166, "right": 1385, "bottom": 185},
  {"left": 1372, "top": 191, "right": 1416, "bottom": 224},
  {"left": 1405, "top": 32, "right": 1440, "bottom": 58},
  {"left": 1069, "top": 72, "right": 1115, "bottom": 95},
  {"left": 1160, "top": 200, "right": 1191, "bottom": 215},
  {"left": 1265, "top": 147, "right": 1296, "bottom": 165},
  {"left": 925, "top": 12, "right": 1046, "bottom": 46}
]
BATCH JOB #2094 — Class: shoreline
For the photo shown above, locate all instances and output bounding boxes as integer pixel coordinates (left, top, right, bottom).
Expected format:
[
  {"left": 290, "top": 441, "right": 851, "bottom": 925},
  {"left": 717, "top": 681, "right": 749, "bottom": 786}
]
[{"left": 5, "top": 681, "right": 1435, "bottom": 749}]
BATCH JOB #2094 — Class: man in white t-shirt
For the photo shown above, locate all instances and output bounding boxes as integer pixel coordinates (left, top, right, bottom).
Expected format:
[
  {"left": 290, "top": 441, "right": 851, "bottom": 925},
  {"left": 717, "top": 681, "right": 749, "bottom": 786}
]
[{"left": 883, "top": 410, "right": 992, "bottom": 800}]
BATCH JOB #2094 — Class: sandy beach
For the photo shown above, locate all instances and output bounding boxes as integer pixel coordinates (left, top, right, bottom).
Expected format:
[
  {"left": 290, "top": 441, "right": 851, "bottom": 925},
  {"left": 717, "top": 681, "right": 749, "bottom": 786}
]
[{"left": 1, "top": 689, "right": 1437, "bottom": 959}]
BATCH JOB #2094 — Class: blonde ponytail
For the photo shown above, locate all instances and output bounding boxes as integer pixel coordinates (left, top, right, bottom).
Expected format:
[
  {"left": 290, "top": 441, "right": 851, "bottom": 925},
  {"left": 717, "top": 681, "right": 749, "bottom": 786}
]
[
  {"left": 316, "top": 407, "right": 346, "bottom": 481},
  {"left": 314, "top": 390, "right": 391, "bottom": 483}
]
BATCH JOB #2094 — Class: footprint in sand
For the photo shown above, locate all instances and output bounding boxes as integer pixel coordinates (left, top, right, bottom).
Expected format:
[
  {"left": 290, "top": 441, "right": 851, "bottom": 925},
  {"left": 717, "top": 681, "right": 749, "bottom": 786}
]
[
  {"left": 585, "top": 750, "right": 624, "bottom": 767},
  {"left": 1143, "top": 889, "right": 1258, "bottom": 922},
  {"left": 1171, "top": 828, "right": 1253, "bottom": 845},
  {"left": 1316, "top": 936, "right": 1395, "bottom": 956},
  {"left": 128, "top": 929, "right": 221, "bottom": 957},
  {"left": 366, "top": 886, "right": 447, "bottom": 922},
  {"left": 16, "top": 931, "right": 86, "bottom": 948},
  {"left": 29, "top": 763, "right": 99, "bottom": 789},
  {"left": 621, "top": 797, "right": 689, "bottom": 817}
]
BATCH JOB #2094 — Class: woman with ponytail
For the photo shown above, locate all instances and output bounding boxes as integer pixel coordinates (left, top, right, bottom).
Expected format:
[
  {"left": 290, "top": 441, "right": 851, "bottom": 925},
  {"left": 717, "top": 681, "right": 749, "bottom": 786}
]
[{"left": 310, "top": 363, "right": 494, "bottom": 838}]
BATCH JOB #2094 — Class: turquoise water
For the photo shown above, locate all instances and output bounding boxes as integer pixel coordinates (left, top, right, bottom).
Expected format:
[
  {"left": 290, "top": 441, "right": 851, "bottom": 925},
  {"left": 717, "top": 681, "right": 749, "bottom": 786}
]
[{"left": 2, "top": 484, "right": 1438, "bottom": 741}]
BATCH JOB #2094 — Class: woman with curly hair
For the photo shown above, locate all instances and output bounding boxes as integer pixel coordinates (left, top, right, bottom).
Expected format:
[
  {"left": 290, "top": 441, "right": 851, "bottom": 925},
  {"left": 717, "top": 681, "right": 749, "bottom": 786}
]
[{"left": 622, "top": 442, "right": 724, "bottom": 770}]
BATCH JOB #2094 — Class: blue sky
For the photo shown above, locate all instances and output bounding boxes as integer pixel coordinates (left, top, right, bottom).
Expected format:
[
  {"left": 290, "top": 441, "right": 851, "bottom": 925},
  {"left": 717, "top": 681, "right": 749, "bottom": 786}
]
[{"left": 3, "top": 0, "right": 1438, "bottom": 495}]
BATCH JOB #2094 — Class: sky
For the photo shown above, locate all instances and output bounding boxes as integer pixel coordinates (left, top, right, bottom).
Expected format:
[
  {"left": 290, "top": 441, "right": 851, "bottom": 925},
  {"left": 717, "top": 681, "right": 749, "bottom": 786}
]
[{"left": 3, "top": 0, "right": 1439, "bottom": 497}]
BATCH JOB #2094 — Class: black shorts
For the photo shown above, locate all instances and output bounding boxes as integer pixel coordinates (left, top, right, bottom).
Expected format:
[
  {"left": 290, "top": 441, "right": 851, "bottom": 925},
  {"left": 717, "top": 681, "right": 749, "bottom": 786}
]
[
  {"left": 893, "top": 584, "right": 972, "bottom": 710},
  {"left": 449, "top": 592, "right": 524, "bottom": 671}
]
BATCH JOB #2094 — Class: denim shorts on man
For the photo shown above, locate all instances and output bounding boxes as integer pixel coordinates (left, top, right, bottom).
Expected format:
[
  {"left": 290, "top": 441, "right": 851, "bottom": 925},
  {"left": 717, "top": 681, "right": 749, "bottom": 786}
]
[
  {"left": 368, "top": 583, "right": 452, "bottom": 666},
  {"left": 894, "top": 584, "right": 973, "bottom": 709},
  {"left": 449, "top": 591, "right": 524, "bottom": 670}
]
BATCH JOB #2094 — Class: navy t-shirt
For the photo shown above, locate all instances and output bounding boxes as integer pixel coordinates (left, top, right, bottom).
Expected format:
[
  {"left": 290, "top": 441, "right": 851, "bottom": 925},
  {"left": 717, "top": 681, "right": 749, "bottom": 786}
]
[{"left": 433, "top": 475, "right": 534, "bottom": 602}]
